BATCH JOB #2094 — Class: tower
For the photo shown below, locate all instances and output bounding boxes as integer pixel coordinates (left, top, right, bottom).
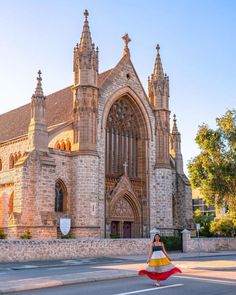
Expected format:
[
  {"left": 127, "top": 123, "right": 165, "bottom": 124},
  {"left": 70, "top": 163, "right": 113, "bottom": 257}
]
[
  {"left": 148, "top": 45, "right": 173, "bottom": 232},
  {"left": 72, "top": 9, "right": 99, "bottom": 152},
  {"left": 28, "top": 70, "right": 48, "bottom": 152},
  {"left": 148, "top": 45, "right": 170, "bottom": 167}
]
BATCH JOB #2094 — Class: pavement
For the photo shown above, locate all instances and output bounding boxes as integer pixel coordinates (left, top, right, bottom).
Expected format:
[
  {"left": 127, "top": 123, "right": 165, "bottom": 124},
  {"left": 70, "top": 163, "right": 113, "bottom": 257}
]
[{"left": 0, "top": 250, "right": 235, "bottom": 294}]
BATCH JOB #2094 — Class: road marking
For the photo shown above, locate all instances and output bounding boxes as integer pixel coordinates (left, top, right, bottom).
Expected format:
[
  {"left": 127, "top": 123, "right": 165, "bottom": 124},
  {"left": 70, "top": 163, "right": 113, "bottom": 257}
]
[
  {"left": 112, "top": 284, "right": 183, "bottom": 295},
  {"left": 174, "top": 275, "right": 236, "bottom": 285},
  {"left": 46, "top": 267, "right": 68, "bottom": 271}
]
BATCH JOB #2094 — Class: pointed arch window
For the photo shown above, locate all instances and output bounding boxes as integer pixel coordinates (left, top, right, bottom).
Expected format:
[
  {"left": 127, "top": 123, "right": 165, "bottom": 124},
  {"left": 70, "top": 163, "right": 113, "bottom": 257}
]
[
  {"left": 0, "top": 159, "right": 2, "bottom": 171},
  {"left": 106, "top": 98, "right": 139, "bottom": 177},
  {"left": 8, "top": 192, "right": 14, "bottom": 216},
  {"left": 9, "top": 154, "right": 15, "bottom": 169},
  {"left": 55, "top": 180, "right": 67, "bottom": 212}
]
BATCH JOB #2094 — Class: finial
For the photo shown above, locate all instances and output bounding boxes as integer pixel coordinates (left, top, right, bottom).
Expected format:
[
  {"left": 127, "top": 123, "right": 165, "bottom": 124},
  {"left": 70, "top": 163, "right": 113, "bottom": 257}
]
[
  {"left": 34, "top": 70, "right": 44, "bottom": 97},
  {"left": 84, "top": 9, "right": 89, "bottom": 20},
  {"left": 172, "top": 114, "right": 179, "bottom": 134},
  {"left": 156, "top": 44, "right": 160, "bottom": 52},
  {"left": 122, "top": 33, "right": 131, "bottom": 47},
  {"left": 122, "top": 33, "right": 131, "bottom": 56},
  {"left": 37, "top": 70, "right": 42, "bottom": 80}
]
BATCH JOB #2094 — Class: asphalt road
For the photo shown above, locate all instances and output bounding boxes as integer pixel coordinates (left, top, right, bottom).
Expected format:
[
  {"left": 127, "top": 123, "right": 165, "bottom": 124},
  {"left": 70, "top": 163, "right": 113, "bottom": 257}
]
[
  {"left": 8, "top": 274, "right": 236, "bottom": 295},
  {"left": 1, "top": 254, "right": 236, "bottom": 295}
]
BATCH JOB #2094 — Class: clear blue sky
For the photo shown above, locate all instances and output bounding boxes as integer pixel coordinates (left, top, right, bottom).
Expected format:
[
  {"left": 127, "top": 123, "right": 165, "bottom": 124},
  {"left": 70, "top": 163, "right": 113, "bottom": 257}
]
[{"left": 0, "top": 0, "right": 235, "bottom": 174}]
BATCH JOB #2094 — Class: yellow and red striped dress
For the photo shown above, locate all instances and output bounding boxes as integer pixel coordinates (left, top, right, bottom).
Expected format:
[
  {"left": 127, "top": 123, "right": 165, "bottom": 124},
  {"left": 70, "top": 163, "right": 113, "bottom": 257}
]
[{"left": 139, "top": 244, "right": 181, "bottom": 281}]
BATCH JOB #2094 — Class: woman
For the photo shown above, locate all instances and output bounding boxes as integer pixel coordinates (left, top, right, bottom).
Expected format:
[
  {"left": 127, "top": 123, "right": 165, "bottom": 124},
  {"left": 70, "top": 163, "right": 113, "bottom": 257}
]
[{"left": 139, "top": 233, "right": 181, "bottom": 287}]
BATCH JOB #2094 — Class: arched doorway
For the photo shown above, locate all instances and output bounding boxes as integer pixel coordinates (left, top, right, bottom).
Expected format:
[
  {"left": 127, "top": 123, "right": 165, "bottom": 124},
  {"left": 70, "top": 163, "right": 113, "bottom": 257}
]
[
  {"left": 104, "top": 93, "right": 149, "bottom": 238},
  {"left": 109, "top": 192, "right": 141, "bottom": 238}
]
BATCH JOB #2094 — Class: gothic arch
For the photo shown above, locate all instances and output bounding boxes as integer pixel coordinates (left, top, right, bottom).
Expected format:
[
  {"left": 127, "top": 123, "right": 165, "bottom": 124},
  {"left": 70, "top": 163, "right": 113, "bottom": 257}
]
[
  {"left": 101, "top": 86, "right": 153, "bottom": 141},
  {"left": 110, "top": 190, "right": 142, "bottom": 220},
  {"left": 8, "top": 192, "right": 14, "bottom": 217},
  {"left": 55, "top": 179, "right": 68, "bottom": 213},
  {"left": 109, "top": 190, "right": 142, "bottom": 238},
  {"left": 9, "top": 154, "right": 15, "bottom": 169}
]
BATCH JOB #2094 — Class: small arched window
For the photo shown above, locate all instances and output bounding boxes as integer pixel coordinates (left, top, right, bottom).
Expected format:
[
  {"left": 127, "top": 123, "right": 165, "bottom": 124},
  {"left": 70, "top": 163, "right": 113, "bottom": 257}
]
[
  {"left": 60, "top": 142, "right": 66, "bottom": 151},
  {"left": 55, "top": 180, "right": 67, "bottom": 212},
  {"left": 9, "top": 154, "right": 15, "bottom": 169},
  {"left": 66, "top": 140, "right": 71, "bottom": 151},
  {"left": 8, "top": 192, "right": 14, "bottom": 216},
  {"left": 0, "top": 159, "right": 2, "bottom": 171}
]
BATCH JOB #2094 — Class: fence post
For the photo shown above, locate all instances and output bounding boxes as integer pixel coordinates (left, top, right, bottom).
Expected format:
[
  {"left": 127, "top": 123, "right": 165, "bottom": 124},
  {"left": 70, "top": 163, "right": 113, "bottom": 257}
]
[{"left": 181, "top": 229, "right": 190, "bottom": 253}]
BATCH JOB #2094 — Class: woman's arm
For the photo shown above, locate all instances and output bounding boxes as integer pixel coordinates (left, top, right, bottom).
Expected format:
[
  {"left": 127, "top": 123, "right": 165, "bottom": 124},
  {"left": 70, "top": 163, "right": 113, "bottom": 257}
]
[
  {"left": 162, "top": 242, "right": 171, "bottom": 260},
  {"left": 147, "top": 243, "right": 153, "bottom": 263}
]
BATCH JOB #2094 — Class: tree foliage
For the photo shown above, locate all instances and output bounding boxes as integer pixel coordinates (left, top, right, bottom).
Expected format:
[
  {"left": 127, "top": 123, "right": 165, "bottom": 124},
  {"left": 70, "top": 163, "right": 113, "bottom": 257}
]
[
  {"left": 188, "top": 110, "right": 236, "bottom": 212},
  {"left": 210, "top": 213, "right": 236, "bottom": 237},
  {"left": 193, "top": 209, "right": 214, "bottom": 237}
]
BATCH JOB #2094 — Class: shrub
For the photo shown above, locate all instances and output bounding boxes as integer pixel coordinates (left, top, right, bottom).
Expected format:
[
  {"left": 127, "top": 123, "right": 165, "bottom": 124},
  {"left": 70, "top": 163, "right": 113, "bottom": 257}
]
[
  {"left": 193, "top": 209, "right": 214, "bottom": 237},
  {"left": 210, "top": 215, "right": 236, "bottom": 237},
  {"left": 20, "top": 229, "right": 32, "bottom": 239},
  {"left": 61, "top": 232, "right": 73, "bottom": 239},
  {"left": 0, "top": 229, "right": 6, "bottom": 239},
  {"left": 110, "top": 233, "right": 120, "bottom": 239},
  {"left": 161, "top": 236, "right": 182, "bottom": 251}
]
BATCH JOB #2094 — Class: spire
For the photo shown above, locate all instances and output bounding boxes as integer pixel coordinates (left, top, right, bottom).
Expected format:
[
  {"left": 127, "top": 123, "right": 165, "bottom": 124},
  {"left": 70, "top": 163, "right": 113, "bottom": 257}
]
[
  {"left": 79, "top": 9, "right": 92, "bottom": 51},
  {"left": 73, "top": 9, "right": 98, "bottom": 86},
  {"left": 34, "top": 70, "right": 44, "bottom": 98},
  {"left": 28, "top": 70, "right": 48, "bottom": 152},
  {"left": 122, "top": 33, "right": 131, "bottom": 56},
  {"left": 153, "top": 44, "right": 164, "bottom": 81},
  {"left": 172, "top": 114, "right": 179, "bottom": 134}
]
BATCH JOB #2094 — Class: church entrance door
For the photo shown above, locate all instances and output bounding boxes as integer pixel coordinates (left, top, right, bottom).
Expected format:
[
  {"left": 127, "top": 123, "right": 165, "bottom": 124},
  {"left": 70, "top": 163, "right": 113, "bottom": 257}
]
[
  {"left": 123, "top": 222, "right": 131, "bottom": 238},
  {"left": 111, "top": 221, "right": 119, "bottom": 238}
]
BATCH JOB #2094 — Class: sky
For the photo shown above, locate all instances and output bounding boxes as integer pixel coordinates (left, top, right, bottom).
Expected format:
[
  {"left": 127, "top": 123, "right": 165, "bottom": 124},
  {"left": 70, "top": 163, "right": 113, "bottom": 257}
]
[{"left": 0, "top": 0, "right": 235, "bottom": 174}]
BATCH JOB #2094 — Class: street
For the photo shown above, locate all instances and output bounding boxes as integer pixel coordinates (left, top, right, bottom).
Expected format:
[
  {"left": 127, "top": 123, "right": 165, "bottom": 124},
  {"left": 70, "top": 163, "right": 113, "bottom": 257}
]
[{"left": 0, "top": 254, "right": 235, "bottom": 294}]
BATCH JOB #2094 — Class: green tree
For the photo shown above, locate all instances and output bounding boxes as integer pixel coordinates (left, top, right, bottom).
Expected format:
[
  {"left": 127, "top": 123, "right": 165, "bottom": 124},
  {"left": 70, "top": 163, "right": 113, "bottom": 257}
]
[
  {"left": 188, "top": 110, "right": 236, "bottom": 212},
  {"left": 210, "top": 214, "right": 236, "bottom": 237},
  {"left": 193, "top": 209, "right": 214, "bottom": 237}
]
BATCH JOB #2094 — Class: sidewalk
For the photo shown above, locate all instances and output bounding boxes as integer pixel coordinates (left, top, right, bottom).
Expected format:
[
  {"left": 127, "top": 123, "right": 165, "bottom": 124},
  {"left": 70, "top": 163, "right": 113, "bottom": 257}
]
[{"left": 0, "top": 251, "right": 235, "bottom": 294}]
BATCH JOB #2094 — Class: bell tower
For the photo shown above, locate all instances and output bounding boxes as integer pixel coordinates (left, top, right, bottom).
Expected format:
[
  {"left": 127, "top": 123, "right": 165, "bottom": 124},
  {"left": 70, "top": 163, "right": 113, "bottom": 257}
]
[
  {"left": 148, "top": 45, "right": 170, "bottom": 168},
  {"left": 72, "top": 9, "right": 99, "bottom": 152}
]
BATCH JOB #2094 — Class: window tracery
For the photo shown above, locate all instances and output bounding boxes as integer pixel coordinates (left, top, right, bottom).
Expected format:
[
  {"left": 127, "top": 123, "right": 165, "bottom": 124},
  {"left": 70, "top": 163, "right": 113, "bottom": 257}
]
[{"left": 106, "top": 98, "right": 139, "bottom": 177}]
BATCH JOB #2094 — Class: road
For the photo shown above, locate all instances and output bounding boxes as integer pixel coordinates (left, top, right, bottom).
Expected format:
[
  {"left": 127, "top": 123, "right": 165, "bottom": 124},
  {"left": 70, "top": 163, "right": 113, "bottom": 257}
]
[{"left": 0, "top": 254, "right": 235, "bottom": 294}]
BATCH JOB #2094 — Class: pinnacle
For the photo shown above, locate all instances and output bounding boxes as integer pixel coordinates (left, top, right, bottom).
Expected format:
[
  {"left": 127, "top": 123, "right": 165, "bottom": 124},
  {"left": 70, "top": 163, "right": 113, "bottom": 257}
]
[
  {"left": 172, "top": 114, "right": 179, "bottom": 134},
  {"left": 34, "top": 70, "right": 44, "bottom": 97},
  {"left": 79, "top": 9, "right": 93, "bottom": 50},
  {"left": 153, "top": 43, "right": 164, "bottom": 81}
]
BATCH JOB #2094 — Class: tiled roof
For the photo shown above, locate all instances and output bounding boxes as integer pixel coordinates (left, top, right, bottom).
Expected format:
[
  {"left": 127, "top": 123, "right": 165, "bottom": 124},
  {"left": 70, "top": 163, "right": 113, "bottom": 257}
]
[
  {"left": 0, "top": 86, "right": 73, "bottom": 143},
  {"left": 0, "top": 70, "right": 112, "bottom": 143}
]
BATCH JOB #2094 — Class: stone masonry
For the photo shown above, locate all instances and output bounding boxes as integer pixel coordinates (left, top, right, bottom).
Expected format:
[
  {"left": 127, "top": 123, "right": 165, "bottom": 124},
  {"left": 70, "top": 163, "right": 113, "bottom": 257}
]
[{"left": 0, "top": 10, "right": 193, "bottom": 239}]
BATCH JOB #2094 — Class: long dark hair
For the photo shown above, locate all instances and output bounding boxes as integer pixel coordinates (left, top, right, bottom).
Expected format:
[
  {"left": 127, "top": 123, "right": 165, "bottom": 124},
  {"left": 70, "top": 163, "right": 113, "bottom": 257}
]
[{"left": 153, "top": 233, "right": 161, "bottom": 243}]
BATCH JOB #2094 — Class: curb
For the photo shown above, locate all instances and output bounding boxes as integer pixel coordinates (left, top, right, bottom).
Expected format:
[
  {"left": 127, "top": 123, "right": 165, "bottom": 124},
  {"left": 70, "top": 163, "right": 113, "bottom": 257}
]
[{"left": 0, "top": 270, "right": 137, "bottom": 294}]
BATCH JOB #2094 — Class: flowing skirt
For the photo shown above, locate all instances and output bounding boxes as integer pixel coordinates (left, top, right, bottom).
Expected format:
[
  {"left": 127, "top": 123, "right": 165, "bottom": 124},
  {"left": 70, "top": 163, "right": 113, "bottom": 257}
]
[{"left": 138, "top": 250, "right": 182, "bottom": 281}]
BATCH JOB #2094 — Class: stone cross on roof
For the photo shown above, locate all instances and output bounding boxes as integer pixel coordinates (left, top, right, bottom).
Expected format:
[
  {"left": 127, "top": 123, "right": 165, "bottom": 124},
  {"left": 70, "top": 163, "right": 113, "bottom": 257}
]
[
  {"left": 123, "top": 161, "right": 128, "bottom": 175},
  {"left": 122, "top": 33, "right": 131, "bottom": 56}
]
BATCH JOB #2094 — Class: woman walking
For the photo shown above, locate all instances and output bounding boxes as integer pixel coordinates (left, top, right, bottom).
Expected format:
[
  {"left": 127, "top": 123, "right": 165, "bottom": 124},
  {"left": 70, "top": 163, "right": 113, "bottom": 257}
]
[{"left": 139, "top": 233, "right": 181, "bottom": 287}]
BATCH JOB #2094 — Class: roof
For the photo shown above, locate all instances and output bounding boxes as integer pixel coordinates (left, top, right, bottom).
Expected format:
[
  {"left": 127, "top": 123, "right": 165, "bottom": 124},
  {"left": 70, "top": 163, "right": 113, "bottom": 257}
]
[{"left": 0, "top": 70, "right": 112, "bottom": 144}]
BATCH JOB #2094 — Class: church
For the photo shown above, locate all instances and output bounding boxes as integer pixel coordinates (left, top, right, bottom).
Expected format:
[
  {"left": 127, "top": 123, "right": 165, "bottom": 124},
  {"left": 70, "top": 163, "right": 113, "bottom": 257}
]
[{"left": 0, "top": 10, "right": 193, "bottom": 239}]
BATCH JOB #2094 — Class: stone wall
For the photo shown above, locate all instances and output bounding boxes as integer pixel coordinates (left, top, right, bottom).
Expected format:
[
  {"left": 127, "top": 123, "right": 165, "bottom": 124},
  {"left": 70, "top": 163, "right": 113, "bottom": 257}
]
[
  {"left": 182, "top": 231, "right": 236, "bottom": 252},
  {"left": 0, "top": 238, "right": 150, "bottom": 262}
]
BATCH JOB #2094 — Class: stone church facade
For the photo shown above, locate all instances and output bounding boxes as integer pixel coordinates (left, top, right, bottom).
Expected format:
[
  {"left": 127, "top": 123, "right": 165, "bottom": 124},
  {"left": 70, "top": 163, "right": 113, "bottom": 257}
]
[{"left": 0, "top": 10, "right": 193, "bottom": 239}]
